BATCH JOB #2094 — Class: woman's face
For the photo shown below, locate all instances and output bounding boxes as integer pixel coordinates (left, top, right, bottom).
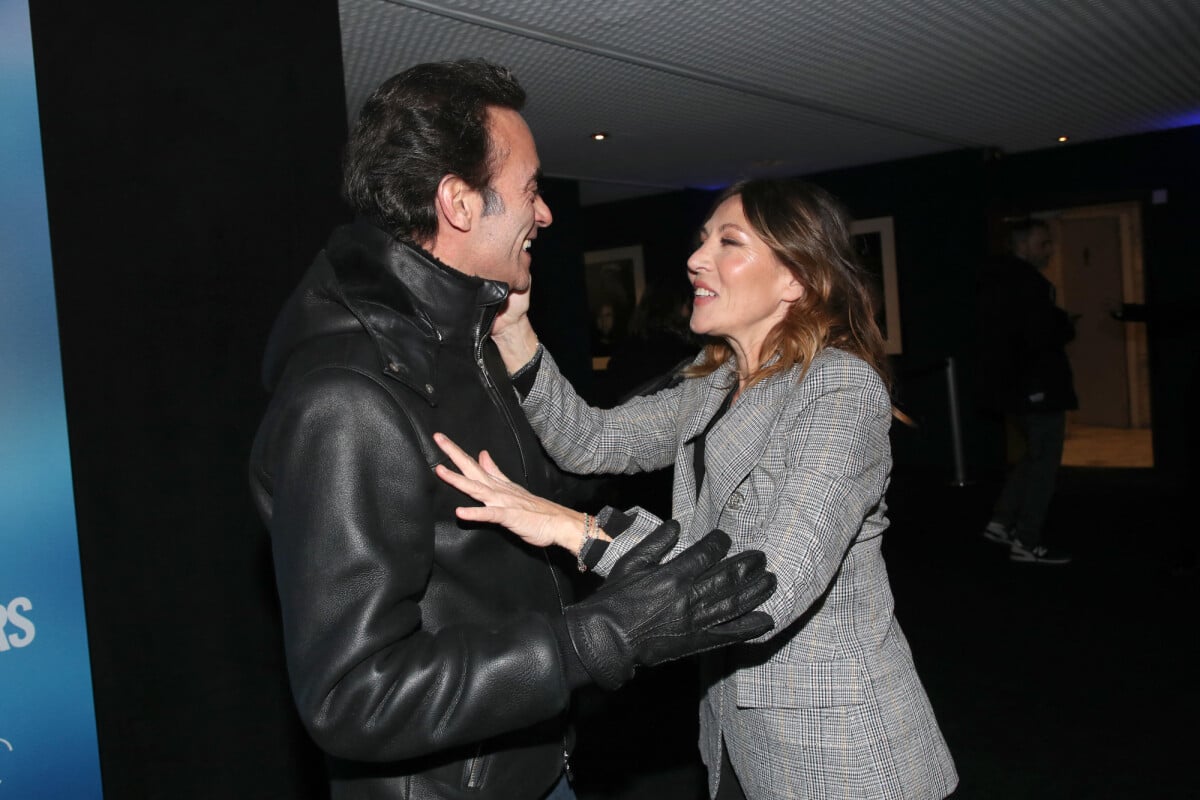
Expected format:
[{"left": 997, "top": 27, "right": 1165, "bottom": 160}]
[{"left": 687, "top": 196, "right": 802, "bottom": 364}]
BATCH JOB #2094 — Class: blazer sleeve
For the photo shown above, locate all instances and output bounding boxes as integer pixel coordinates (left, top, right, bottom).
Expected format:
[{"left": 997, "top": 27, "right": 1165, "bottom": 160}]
[
  {"left": 255, "top": 367, "right": 570, "bottom": 762},
  {"left": 747, "top": 356, "right": 893, "bottom": 635},
  {"left": 521, "top": 347, "right": 684, "bottom": 475},
  {"left": 590, "top": 355, "right": 892, "bottom": 629}
]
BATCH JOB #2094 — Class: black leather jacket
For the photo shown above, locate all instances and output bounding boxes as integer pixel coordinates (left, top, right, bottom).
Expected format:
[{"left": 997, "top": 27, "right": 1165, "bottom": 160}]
[{"left": 250, "top": 220, "right": 578, "bottom": 799}]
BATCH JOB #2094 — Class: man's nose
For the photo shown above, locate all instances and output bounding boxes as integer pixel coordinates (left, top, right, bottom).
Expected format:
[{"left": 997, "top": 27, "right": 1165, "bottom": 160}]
[{"left": 535, "top": 195, "right": 553, "bottom": 228}]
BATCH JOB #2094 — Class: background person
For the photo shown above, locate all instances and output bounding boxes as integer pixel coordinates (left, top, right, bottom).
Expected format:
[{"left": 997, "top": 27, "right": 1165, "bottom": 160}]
[{"left": 977, "top": 218, "right": 1076, "bottom": 565}]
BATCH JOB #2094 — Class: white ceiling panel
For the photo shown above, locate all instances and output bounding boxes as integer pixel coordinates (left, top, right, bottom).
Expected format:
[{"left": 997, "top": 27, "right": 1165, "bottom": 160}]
[{"left": 339, "top": 0, "right": 1200, "bottom": 203}]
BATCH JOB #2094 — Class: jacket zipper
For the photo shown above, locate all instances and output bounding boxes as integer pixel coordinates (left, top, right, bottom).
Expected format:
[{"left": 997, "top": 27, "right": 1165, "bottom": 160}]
[
  {"left": 476, "top": 336, "right": 572, "bottom": 786},
  {"left": 475, "top": 361, "right": 531, "bottom": 483},
  {"left": 465, "top": 746, "right": 483, "bottom": 789},
  {"left": 546, "top": 541, "right": 573, "bottom": 786}
]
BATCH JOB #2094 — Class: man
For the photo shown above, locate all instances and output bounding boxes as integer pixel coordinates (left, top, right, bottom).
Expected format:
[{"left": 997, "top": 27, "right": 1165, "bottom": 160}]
[
  {"left": 977, "top": 218, "right": 1075, "bottom": 565},
  {"left": 249, "top": 59, "right": 775, "bottom": 800}
]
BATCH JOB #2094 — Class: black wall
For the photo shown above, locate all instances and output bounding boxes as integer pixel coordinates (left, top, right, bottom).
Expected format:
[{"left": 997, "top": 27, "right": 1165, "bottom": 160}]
[
  {"left": 806, "top": 149, "right": 993, "bottom": 475},
  {"left": 582, "top": 188, "right": 719, "bottom": 287},
  {"left": 528, "top": 177, "right": 594, "bottom": 393},
  {"left": 31, "top": 2, "right": 347, "bottom": 796}
]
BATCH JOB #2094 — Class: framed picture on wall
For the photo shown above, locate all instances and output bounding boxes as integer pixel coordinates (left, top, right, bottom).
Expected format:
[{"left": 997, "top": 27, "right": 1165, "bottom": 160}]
[
  {"left": 850, "top": 216, "right": 902, "bottom": 355},
  {"left": 583, "top": 245, "right": 646, "bottom": 370}
]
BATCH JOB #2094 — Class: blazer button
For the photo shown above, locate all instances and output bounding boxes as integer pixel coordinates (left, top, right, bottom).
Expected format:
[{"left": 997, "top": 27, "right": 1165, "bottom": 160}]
[{"left": 727, "top": 491, "right": 744, "bottom": 510}]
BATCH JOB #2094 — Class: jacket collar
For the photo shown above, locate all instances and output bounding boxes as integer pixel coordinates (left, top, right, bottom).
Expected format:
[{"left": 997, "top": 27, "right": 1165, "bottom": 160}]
[
  {"left": 679, "top": 351, "right": 788, "bottom": 443},
  {"left": 262, "top": 219, "right": 509, "bottom": 405},
  {"left": 679, "top": 356, "right": 800, "bottom": 535},
  {"left": 681, "top": 358, "right": 740, "bottom": 444}
]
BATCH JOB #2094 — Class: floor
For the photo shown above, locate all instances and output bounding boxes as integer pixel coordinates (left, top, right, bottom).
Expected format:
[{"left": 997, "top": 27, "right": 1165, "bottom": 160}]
[
  {"left": 1061, "top": 424, "right": 1154, "bottom": 468},
  {"left": 571, "top": 467, "right": 1198, "bottom": 799}
]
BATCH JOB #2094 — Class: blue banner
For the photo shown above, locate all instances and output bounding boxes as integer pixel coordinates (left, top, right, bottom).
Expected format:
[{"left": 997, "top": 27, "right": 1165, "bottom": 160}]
[{"left": 0, "top": 1, "right": 104, "bottom": 796}]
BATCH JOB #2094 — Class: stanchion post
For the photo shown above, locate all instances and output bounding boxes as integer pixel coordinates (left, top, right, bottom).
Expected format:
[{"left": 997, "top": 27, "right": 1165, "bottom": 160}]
[{"left": 945, "top": 356, "right": 969, "bottom": 486}]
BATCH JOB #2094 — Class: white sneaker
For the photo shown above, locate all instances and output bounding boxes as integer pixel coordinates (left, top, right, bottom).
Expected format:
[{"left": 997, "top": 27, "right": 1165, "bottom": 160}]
[{"left": 1009, "top": 539, "right": 1072, "bottom": 565}]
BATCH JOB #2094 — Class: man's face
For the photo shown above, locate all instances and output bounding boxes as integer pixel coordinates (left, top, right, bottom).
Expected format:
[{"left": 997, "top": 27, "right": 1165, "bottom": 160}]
[
  {"left": 467, "top": 108, "right": 553, "bottom": 290},
  {"left": 1017, "top": 226, "right": 1053, "bottom": 270}
]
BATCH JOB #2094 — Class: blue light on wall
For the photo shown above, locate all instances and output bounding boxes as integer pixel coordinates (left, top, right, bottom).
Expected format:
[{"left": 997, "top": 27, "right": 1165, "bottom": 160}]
[
  {"left": 1153, "top": 109, "right": 1200, "bottom": 130},
  {"left": 0, "top": 1, "right": 104, "bottom": 797}
]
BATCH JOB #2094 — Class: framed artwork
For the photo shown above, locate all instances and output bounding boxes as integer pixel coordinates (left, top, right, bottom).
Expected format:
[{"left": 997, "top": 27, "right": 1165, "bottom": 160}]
[
  {"left": 582, "top": 245, "right": 646, "bottom": 370},
  {"left": 850, "top": 216, "right": 902, "bottom": 355}
]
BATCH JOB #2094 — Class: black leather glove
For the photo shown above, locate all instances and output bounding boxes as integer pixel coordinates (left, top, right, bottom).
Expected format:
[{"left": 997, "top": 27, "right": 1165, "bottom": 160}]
[{"left": 564, "top": 520, "right": 776, "bottom": 690}]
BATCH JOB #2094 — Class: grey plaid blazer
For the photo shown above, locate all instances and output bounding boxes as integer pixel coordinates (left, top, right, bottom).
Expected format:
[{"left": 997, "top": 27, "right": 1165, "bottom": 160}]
[{"left": 523, "top": 347, "right": 957, "bottom": 800}]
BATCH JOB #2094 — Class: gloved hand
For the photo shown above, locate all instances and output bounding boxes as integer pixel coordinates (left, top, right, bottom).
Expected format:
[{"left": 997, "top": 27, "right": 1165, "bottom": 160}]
[{"left": 564, "top": 520, "right": 776, "bottom": 690}]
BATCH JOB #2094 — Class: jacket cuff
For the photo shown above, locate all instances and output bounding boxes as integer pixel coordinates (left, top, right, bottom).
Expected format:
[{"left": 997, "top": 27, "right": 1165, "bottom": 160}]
[
  {"left": 597, "top": 506, "right": 635, "bottom": 537},
  {"left": 509, "top": 343, "right": 544, "bottom": 398},
  {"left": 592, "top": 507, "right": 664, "bottom": 577},
  {"left": 549, "top": 611, "right": 593, "bottom": 690}
]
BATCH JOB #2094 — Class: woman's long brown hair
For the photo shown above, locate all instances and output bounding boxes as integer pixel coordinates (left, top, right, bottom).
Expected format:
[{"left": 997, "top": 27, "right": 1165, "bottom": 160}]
[{"left": 686, "top": 178, "right": 894, "bottom": 398}]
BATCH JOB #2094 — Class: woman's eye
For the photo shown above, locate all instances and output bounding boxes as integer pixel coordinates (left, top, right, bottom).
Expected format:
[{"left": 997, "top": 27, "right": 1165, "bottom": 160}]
[{"left": 720, "top": 237, "right": 739, "bottom": 246}]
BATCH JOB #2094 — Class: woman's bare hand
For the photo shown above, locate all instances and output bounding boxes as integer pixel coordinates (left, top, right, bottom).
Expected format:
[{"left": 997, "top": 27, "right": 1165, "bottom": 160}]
[
  {"left": 490, "top": 285, "right": 541, "bottom": 372},
  {"left": 491, "top": 284, "right": 531, "bottom": 338},
  {"left": 433, "top": 432, "right": 583, "bottom": 552}
]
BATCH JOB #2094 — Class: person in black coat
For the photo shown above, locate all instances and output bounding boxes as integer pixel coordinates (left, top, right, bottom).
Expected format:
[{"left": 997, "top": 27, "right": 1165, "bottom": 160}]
[
  {"left": 977, "top": 218, "right": 1076, "bottom": 565},
  {"left": 248, "top": 59, "right": 775, "bottom": 800}
]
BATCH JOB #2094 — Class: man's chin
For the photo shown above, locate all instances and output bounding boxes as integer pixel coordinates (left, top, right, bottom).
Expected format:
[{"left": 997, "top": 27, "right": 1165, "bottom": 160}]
[{"left": 509, "top": 270, "right": 532, "bottom": 292}]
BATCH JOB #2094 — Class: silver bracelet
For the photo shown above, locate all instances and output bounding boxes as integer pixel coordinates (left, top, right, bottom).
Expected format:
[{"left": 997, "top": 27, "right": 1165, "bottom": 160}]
[{"left": 576, "top": 513, "right": 597, "bottom": 572}]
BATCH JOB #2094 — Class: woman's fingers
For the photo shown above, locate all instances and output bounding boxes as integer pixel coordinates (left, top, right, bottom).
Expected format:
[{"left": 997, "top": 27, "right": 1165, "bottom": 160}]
[
  {"left": 434, "top": 433, "right": 515, "bottom": 488},
  {"left": 454, "top": 504, "right": 506, "bottom": 524},
  {"left": 432, "top": 432, "right": 489, "bottom": 481},
  {"left": 433, "top": 463, "right": 483, "bottom": 500},
  {"left": 435, "top": 461, "right": 521, "bottom": 510},
  {"left": 433, "top": 437, "right": 528, "bottom": 511},
  {"left": 431, "top": 432, "right": 572, "bottom": 550},
  {"left": 477, "top": 449, "right": 510, "bottom": 481}
]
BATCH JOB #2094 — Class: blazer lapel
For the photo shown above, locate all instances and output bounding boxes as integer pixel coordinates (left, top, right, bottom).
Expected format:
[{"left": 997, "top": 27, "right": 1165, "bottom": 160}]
[
  {"left": 694, "top": 364, "right": 798, "bottom": 537},
  {"left": 680, "top": 363, "right": 738, "bottom": 443},
  {"left": 673, "top": 363, "right": 737, "bottom": 527}
]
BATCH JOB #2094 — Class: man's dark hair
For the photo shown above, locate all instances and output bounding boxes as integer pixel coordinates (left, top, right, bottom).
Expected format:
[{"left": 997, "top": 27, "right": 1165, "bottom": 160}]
[{"left": 342, "top": 59, "right": 526, "bottom": 244}]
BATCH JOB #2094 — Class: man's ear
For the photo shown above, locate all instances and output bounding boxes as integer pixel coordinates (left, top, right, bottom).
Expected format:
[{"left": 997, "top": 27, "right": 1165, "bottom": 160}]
[{"left": 435, "top": 174, "right": 476, "bottom": 233}]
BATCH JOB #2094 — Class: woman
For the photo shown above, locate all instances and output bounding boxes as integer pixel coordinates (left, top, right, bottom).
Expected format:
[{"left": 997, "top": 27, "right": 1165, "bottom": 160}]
[{"left": 434, "top": 179, "right": 957, "bottom": 799}]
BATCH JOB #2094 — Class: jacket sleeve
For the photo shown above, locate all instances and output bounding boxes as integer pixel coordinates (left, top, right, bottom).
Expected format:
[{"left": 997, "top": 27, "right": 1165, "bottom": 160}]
[
  {"left": 520, "top": 348, "right": 684, "bottom": 475},
  {"left": 589, "top": 356, "right": 891, "bottom": 638},
  {"left": 256, "top": 367, "right": 570, "bottom": 762},
  {"left": 743, "top": 357, "right": 892, "bottom": 635}
]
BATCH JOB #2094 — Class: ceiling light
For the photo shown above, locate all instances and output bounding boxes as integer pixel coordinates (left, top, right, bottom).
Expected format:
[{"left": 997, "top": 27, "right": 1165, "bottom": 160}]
[
  {"left": 1058, "top": 135, "right": 1069, "bottom": 143},
  {"left": 590, "top": 132, "right": 609, "bottom": 141}
]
